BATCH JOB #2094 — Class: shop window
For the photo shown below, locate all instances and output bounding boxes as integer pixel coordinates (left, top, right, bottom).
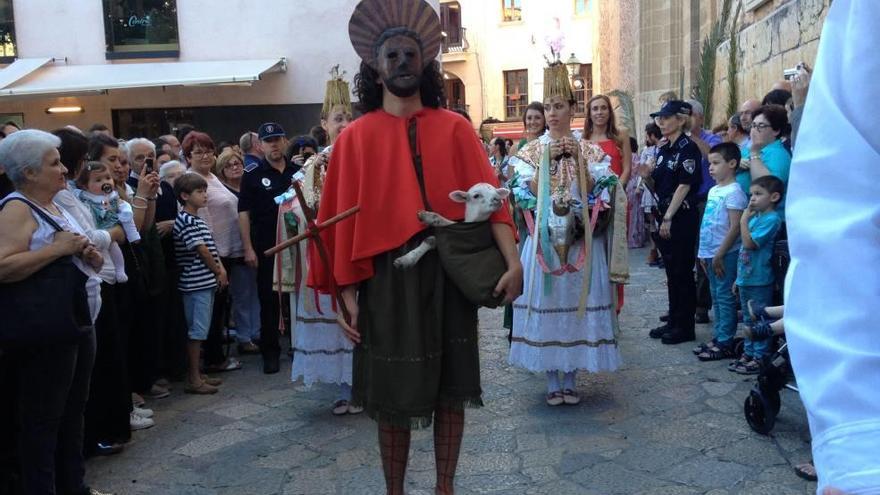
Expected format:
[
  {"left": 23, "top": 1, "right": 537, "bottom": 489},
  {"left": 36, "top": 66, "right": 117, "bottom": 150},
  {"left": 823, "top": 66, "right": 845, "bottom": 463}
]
[{"left": 102, "top": 0, "right": 180, "bottom": 59}]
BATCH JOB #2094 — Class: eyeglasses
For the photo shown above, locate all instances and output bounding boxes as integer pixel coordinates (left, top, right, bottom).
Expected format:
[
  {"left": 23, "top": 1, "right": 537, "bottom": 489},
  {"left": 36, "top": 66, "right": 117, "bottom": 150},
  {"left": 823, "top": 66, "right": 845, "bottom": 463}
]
[
  {"left": 191, "top": 150, "right": 214, "bottom": 157},
  {"left": 751, "top": 123, "right": 773, "bottom": 131}
]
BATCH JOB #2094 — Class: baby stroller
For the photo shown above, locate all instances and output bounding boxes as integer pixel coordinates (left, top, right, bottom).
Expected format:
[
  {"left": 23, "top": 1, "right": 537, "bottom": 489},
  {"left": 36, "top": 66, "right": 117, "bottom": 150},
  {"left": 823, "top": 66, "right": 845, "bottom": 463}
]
[{"left": 743, "top": 336, "right": 799, "bottom": 435}]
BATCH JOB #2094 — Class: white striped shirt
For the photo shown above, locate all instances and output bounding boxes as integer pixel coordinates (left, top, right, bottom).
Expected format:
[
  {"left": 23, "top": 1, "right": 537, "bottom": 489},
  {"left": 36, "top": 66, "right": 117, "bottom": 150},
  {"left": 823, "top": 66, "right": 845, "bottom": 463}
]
[{"left": 173, "top": 211, "right": 218, "bottom": 292}]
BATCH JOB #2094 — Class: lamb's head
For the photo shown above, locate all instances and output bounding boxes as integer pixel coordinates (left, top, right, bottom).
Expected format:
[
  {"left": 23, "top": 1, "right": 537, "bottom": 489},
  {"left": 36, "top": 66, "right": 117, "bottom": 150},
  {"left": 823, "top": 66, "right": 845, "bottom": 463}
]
[{"left": 449, "top": 183, "right": 510, "bottom": 223}]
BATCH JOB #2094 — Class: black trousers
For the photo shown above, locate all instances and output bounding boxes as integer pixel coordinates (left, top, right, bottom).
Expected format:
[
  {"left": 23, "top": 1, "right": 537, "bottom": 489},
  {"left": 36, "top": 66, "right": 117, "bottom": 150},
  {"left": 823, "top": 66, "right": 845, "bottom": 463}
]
[
  {"left": 84, "top": 283, "right": 132, "bottom": 452},
  {"left": 254, "top": 243, "right": 281, "bottom": 361},
  {"left": 157, "top": 238, "right": 187, "bottom": 381},
  {"left": 657, "top": 207, "right": 700, "bottom": 335},
  {"left": 13, "top": 329, "right": 95, "bottom": 495},
  {"left": 204, "top": 258, "right": 234, "bottom": 366}
]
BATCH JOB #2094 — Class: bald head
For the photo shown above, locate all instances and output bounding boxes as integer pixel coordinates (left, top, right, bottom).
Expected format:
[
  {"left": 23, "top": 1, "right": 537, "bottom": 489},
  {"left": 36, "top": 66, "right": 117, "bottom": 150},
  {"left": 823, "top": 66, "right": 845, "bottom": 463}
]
[{"left": 739, "top": 99, "right": 761, "bottom": 130}]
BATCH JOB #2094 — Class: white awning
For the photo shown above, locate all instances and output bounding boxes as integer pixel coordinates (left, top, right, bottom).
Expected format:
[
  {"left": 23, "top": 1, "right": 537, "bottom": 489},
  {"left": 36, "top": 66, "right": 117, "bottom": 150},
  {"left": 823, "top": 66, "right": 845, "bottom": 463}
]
[
  {"left": 0, "top": 58, "right": 286, "bottom": 97},
  {"left": 0, "top": 58, "right": 53, "bottom": 90}
]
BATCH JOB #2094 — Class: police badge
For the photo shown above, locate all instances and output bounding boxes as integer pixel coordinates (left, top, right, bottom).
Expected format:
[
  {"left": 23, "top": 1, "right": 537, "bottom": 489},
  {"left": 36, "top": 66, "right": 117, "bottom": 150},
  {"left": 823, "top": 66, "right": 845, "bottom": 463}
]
[{"left": 683, "top": 159, "right": 696, "bottom": 174}]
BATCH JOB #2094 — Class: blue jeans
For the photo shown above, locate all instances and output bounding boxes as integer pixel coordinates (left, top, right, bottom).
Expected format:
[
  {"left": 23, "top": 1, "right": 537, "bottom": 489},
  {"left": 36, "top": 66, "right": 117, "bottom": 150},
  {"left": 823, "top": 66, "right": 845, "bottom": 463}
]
[
  {"left": 703, "top": 251, "right": 739, "bottom": 347},
  {"left": 739, "top": 284, "right": 774, "bottom": 359},
  {"left": 229, "top": 263, "right": 261, "bottom": 344}
]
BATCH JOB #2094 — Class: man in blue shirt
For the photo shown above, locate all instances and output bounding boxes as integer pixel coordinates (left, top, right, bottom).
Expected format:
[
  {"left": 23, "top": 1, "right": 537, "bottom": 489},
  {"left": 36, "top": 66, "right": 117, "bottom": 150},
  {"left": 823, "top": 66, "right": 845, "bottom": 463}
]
[{"left": 239, "top": 131, "right": 264, "bottom": 173}]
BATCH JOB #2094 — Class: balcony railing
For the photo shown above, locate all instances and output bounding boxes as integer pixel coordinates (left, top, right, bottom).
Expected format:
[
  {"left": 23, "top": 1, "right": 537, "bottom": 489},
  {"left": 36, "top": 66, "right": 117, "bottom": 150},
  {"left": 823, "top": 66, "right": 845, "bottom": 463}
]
[{"left": 441, "top": 27, "right": 469, "bottom": 54}]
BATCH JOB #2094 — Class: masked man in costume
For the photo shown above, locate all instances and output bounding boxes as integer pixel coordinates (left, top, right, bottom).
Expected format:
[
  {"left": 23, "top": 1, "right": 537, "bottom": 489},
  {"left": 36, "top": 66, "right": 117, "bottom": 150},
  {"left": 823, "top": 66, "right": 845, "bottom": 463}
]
[
  {"left": 309, "top": 1, "right": 521, "bottom": 493},
  {"left": 507, "top": 59, "right": 628, "bottom": 406},
  {"left": 274, "top": 68, "right": 363, "bottom": 416}
]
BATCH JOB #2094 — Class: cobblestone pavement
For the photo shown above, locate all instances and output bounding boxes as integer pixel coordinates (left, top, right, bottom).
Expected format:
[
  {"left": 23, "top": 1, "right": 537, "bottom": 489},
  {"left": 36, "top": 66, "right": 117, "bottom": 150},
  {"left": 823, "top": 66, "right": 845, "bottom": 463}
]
[{"left": 87, "top": 248, "right": 816, "bottom": 494}]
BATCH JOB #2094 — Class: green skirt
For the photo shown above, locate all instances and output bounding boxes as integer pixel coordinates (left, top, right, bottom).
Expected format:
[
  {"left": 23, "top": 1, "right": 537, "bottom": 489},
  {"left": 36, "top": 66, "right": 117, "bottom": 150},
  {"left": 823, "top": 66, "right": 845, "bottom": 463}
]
[{"left": 352, "top": 234, "right": 482, "bottom": 429}]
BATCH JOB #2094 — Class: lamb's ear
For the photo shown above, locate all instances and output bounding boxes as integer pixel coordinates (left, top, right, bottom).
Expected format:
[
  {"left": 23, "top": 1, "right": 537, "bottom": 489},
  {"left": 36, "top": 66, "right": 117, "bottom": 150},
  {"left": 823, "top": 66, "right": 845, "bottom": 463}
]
[
  {"left": 449, "top": 190, "right": 469, "bottom": 203},
  {"left": 496, "top": 188, "right": 511, "bottom": 199}
]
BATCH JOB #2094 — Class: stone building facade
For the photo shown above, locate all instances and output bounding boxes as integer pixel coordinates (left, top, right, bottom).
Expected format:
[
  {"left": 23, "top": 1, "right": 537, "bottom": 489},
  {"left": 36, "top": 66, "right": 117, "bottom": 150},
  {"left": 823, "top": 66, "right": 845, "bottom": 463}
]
[{"left": 600, "top": 0, "right": 832, "bottom": 140}]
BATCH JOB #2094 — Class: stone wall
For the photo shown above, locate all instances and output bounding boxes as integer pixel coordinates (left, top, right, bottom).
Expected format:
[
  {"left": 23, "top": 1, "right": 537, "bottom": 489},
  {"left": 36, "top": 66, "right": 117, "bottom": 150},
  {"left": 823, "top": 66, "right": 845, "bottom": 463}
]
[{"left": 709, "top": 0, "right": 830, "bottom": 127}]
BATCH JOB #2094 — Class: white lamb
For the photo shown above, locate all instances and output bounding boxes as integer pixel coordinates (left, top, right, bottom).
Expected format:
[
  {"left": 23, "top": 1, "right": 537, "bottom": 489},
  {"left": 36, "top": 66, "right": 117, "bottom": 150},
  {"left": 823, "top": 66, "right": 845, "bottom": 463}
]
[{"left": 393, "top": 183, "right": 510, "bottom": 269}]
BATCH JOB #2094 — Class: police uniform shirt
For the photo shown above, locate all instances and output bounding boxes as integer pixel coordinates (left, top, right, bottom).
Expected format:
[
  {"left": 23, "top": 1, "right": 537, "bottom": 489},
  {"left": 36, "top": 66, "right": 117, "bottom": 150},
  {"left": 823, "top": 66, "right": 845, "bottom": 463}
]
[
  {"left": 651, "top": 133, "right": 703, "bottom": 209},
  {"left": 238, "top": 158, "right": 295, "bottom": 250}
]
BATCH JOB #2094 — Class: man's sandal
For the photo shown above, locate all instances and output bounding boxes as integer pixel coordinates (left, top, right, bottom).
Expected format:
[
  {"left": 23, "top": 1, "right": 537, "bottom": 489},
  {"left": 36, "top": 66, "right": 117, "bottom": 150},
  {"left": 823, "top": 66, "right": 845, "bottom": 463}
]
[
  {"left": 794, "top": 461, "right": 818, "bottom": 481},
  {"left": 693, "top": 339, "right": 717, "bottom": 355},
  {"left": 332, "top": 400, "right": 350, "bottom": 416}
]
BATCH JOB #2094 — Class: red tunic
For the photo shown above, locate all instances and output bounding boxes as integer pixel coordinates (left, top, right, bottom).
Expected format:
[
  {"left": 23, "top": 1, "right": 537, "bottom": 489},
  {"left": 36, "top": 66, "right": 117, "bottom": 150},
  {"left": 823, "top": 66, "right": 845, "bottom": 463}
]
[
  {"left": 597, "top": 139, "right": 623, "bottom": 177},
  {"left": 309, "top": 108, "right": 514, "bottom": 292}
]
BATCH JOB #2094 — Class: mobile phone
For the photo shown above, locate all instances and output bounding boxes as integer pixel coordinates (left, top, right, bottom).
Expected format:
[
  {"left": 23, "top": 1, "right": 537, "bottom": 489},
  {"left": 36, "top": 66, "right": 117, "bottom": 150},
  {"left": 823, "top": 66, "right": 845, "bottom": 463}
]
[
  {"left": 302, "top": 152, "right": 314, "bottom": 162},
  {"left": 783, "top": 67, "right": 799, "bottom": 81},
  {"left": 144, "top": 158, "right": 154, "bottom": 173}
]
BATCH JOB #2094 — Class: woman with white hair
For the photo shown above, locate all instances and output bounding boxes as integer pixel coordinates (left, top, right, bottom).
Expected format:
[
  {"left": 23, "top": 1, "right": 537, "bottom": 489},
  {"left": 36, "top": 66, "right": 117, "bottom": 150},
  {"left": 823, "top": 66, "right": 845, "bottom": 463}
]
[{"left": 0, "top": 130, "right": 112, "bottom": 495}]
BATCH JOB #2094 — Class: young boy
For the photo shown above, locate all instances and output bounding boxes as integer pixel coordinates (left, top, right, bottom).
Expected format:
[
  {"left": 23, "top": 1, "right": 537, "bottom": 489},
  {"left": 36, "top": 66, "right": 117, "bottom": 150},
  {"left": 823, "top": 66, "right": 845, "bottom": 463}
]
[
  {"left": 694, "top": 143, "right": 748, "bottom": 361},
  {"left": 173, "top": 173, "right": 228, "bottom": 394},
  {"left": 730, "top": 175, "right": 784, "bottom": 374}
]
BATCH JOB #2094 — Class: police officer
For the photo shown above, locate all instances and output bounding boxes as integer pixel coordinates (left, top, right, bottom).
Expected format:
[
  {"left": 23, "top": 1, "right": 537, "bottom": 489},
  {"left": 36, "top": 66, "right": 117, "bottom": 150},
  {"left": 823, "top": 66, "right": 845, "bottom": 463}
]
[
  {"left": 238, "top": 123, "right": 294, "bottom": 374},
  {"left": 646, "top": 100, "right": 702, "bottom": 345}
]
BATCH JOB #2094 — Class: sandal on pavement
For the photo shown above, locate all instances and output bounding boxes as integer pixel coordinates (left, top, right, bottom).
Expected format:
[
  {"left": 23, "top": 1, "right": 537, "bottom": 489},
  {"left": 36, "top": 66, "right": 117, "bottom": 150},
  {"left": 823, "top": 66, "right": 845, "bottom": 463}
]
[
  {"left": 697, "top": 344, "right": 735, "bottom": 362},
  {"left": 794, "top": 461, "right": 818, "bottom": 481},
  {"left": 347, "top": 404, "right": 364, "bottom": 415},
  {"left": 562, "top": 389, "right": 581, "bottom": 405},
  {"left": 693, "top": 339, "right": 717, "bottom": 355},
  {"left": 332, "top": 400, "right": 350, "bottom": 416},
  {"left": 200, "top": 374, "right": 223, "bottom": 386},
  {"left": 546, "top": 391, "right": 564, "bottom": 406},
  {"left": 734, "top": 358, "right": 761, "bottom": 375},
  {"left": 184, "top": 381, "right": 218, "bottom": 395},
  {"left": 204, "top": 358, "right": 242, "bottom": 374}
]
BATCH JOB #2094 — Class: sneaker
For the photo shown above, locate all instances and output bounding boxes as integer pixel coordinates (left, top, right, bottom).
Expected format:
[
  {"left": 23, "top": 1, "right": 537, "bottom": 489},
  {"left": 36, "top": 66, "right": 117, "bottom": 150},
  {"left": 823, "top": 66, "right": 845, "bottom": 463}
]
[
  {"left": 130, "top": 412, "right": 155, "bottom": 430},
  {"left": 131, "top": 392, "right": 145, "bottom": 408},
  {"left": 545, "top": 391, "right": 564, "bottom": 406},
  {"left": 562, "top": 389, "right": 581, "bottom": 405},
  {"left": 332, "top": 400, "right": 350, "bottom": 416},
  {"left": 347, "top": 404, "right": 364, "bottom": 415},
  {"left": 154, "top": 378, "right": 171, "bottom": 389},
  {"left": 143, "top": 384, "right": 170, "bottom": 400},
  {"left": 132, "top": 406, "right": 154, "bottom": 419}
]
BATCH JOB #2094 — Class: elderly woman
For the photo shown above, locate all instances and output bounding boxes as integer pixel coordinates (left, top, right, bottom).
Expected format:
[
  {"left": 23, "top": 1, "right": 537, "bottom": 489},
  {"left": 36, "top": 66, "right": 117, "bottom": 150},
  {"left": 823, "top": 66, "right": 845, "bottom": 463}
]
[
  {"left": 215, "top": 150, "right": 245, "bottom": 196},
  {"left": 0, "top": 130, "right": 112, "bottom": 495},
  {"left": 214, "top": 149, "right": 260, "bottom": 352},
  {"left": 183, "top": 131, "right": 251, "bottom": 368}
]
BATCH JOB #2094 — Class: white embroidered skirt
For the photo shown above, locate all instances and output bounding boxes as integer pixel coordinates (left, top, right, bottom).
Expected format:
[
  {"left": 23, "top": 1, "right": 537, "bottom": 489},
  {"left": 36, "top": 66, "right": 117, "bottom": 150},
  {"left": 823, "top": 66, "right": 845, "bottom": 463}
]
[
  {"left": 509, "top": 234, "right": 621, "bottom": 373},
  {"left": 290, "top": 287, "right": 353, "bottom": 387}
]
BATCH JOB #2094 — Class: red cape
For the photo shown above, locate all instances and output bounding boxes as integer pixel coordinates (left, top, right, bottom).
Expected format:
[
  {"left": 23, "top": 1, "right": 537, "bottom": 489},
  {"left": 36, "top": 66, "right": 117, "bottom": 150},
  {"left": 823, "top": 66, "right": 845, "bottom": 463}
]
[{"left": 309, "top": 107, "right": 514, "bottom": 291}]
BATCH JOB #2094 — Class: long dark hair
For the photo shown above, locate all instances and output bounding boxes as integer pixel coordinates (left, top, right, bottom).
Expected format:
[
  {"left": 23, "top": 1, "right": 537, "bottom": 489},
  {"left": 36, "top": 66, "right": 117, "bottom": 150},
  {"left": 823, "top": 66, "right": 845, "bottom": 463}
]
[{"left": 354, "top": 60, "right": 445, "bottom": 113}]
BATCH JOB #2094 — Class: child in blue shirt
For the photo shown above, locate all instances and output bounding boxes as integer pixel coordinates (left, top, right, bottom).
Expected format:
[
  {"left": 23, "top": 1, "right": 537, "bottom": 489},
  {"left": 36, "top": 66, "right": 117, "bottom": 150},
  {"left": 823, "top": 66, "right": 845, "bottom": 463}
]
[
  {"left": 695, "top": 143, "right": 748, "bottom": 361},
  {"left": 731, "top": 175, "right": 784, "bottom": 375}
]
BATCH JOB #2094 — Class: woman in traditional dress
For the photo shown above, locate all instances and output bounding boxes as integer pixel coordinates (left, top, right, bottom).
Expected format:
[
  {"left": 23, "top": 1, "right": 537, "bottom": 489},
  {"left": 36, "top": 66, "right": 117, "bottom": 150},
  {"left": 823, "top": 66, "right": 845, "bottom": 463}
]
[
  {"left": 503, "top": 101, "right": 547, "bottom": 339},
  {"left": 275, "top": 68, "right": 362, "bottom": 416},
  {"left": 508, "top": 61, "right": 628, "bottom": 406}
]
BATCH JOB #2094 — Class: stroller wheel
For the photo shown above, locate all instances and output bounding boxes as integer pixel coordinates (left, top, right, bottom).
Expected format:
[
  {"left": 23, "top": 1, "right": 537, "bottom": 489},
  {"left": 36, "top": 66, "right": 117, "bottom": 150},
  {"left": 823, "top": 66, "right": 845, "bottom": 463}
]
[{"left": 744, "top": 388, "right": 778, "bottom": 435}]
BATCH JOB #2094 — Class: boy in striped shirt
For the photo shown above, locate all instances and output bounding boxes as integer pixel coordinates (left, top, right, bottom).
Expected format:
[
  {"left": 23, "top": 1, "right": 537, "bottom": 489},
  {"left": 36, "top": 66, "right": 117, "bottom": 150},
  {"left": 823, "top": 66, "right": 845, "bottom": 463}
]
[{"left": 173, "top": 173, "right": 228, "bottom": 394}]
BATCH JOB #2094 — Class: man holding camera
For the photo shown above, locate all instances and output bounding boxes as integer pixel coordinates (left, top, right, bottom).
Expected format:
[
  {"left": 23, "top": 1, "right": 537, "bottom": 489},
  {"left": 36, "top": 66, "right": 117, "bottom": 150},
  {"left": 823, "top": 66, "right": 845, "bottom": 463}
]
[{"left": 238, "top": 123, "right": 293, "bottom": 374}]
